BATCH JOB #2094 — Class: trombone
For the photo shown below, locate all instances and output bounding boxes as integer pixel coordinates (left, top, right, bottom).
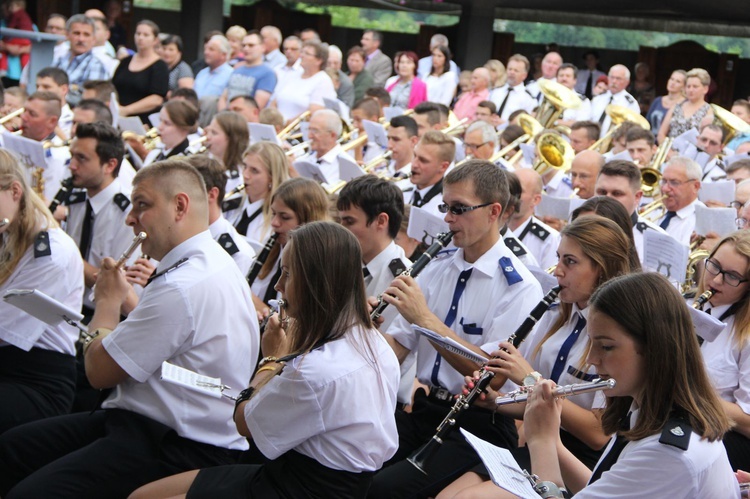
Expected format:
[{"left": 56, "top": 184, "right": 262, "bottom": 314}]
[
  {"left": 588, "top": 105, "right": 651, "bottom": 153},
  {"left": 639, "top": 195, "right": 666, "bottom": 221},
  {"left": 0, "top": 107, "right": 24, "bottom": 125},
  {"left": 277, "top": 110, "right": 311, "bottom": 142}
]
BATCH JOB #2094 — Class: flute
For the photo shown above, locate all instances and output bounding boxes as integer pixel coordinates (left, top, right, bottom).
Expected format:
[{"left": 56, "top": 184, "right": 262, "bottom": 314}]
[
  {"left": 259, "top": 298, "right": 288, "bottom": 332},
  {"left": 407, "top": 285, "right": 561, "bottom": 475},
  {"left": 371, "top": 231, "right": 454, "bottom": 321},
  {"left": 116, "top": 232, "right": 148, "bottom": 268},
  {"left": 495, "top": 378, "right": 616, "bottom": 406}
]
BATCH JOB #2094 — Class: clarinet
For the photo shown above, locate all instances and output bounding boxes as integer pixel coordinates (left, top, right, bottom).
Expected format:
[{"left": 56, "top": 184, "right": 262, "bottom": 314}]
[
  {"left": 407, "top": 285, "right": 561, "bottom": 475},
  {"left": 692, "top": 289, "right": 713, "bottom": 310},
  {"left": 47, "top": 177, "right": 73, "bottom": 213},
  {"left": 370, "top": 231, "right": 454, "bottom": 321},
  {"left": 247, "top": 232, "right": 279, "bottom": 287}
]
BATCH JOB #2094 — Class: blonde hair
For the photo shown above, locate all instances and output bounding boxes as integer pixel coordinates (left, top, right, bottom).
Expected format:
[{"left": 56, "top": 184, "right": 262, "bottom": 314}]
[
  {"left": 243, "top": 142, "right": 290, "bottom": 236},
  {"left": 686, "top": 68, "right": 711, "bottom": 87},
  {"left": 0, "top": 150, "right": 57, "bottom": 285}
]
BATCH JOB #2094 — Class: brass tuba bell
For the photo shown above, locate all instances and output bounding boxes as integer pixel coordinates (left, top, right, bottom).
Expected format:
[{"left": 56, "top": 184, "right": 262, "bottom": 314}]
[
  {"left": 535, "top": 79, "right": 582, "bottom": 129},
  {"left": 532, "top": 132, "right": 574, "bottom": 176},
  {"left": 589, "top": 104, "right": 651, "bottom": 153}
]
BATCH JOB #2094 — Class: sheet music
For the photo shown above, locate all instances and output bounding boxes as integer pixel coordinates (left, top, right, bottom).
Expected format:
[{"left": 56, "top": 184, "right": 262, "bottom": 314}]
[
  {"left": 362, "top": 119, "right": 388, "bottom": 149},
  {"left": 248, "top": 123, "right": 282, "bottom": 146},
  {"left": 644, "top": 231, "right": 688, "bottom": 284},
  {"left": 3, "top": 288, "right": 84, "bottom": 326},
  {"left": 148, "top": 112, "right": 161, "bottom": 128},
  {"left": 406, "top": 206, "right": 450, "bottom": 244},
  {"left": 2, "top": 134, "right": 47, "bottom": 169},
  {"left": 338, "top": 154, "right": 367, "bottom": 181},
  {"left": 118, "top": 116, "right": 147, "bottom": 135},
  {"left": 527, "top": 265, "right": 558, "bottom": 294},
  {"left": 293, "top": 160, "right": 329, "bottom": 184},
  {"left": 698, "top": 180, "right": 735, "bottom": 206},
  {"left": 412, "top": 325, "right": 488, "bottom": 365},
  {"left": 383, "top": 106, "right": 406, "bottom": 121},
  {"left": 694, "top": 205, "right": 736, "bottom": 237},
  {"left": 536, "top": 194, "right": 573, "bottom": 220},
  {"left": 460, "top": 429, "right": 538, "bottom": 499},
  {"left": 687, "top": 306, "right": 726, "bottom": 343},
  {"left": 160, "top": 362, "right": 223, "bottom": 398}
]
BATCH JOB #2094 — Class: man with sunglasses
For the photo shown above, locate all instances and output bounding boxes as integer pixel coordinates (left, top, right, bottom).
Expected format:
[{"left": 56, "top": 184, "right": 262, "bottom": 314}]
[
  {"left": 657, "top": 156, "right": 704, "bottom": 246},
  {"left": 370, "top": 160, "right": 543, "bottom": 498}
]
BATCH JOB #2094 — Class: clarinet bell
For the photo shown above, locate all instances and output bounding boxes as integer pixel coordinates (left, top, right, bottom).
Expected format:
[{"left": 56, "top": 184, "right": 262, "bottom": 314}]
[{"left": 407, "top": 435, "right": 443, "bottom": 475}]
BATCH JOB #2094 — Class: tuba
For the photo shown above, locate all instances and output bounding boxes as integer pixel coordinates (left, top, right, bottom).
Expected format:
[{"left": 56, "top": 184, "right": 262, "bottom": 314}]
[
  {"left": 711, "top": 104, "right": 750, "bottom": 147},
  {"left": 531, "top": 132, "right": 574, "bottom": 176},
  {"left": 505, "top": 114, "right": 544, "bottom": 165},
  {"left": 535, "top": 79, "right": 582, "bottom": 129},
  {"left": 683, "top": 249, "right": 710, "bottom": 295},
  {"left": 588, "top": 105, "right": 651, "bottom": 153}
]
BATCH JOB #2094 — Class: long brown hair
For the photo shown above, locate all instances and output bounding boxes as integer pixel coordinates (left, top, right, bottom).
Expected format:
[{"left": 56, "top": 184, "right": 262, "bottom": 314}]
[
  {"left": 697, "top": 230, "right": 750, "bottom": 347},
  {"left": 214, "top": 111, "right": 249, "bottom": 175},
  {"left": 284, "top": 221, "right": 372, "bottom": 354},
  {"left": 0, "top": 150, "right": 58, "bottom": 285},
  {"left": 259, "top": 178, "right": 329, "bottom": 280},
  {"left": 532, "top": 215, "right": 636, "bottom": 360},
  {"left": 590, "top": 272, "right": 730, "bottom": 441}
]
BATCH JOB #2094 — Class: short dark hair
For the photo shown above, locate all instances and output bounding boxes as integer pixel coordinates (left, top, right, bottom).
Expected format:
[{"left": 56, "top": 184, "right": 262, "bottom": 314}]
[
  {"left": 445, "top": 159, "right": 509, "bottom": 209},
  {"left": 185, "top": 155, "right": 228, "bottom": 204},
  {"left": 37, "top": 67, "right": 69, "bottom": 86},
  {"left": 557, "top": 62, "right": 578, "bottom": 78},
  {"left": 413, "top": 101, "right": 442, "bottom": 126},
  {"left": 390, "top": 115, "right": 417, "bottom": 137},
  {"left": 337, "top": 175, "right": 404, "bottom": 239},
  {"left": 82, "top": 79, "right": 117, "bottom": 103},
  {"left": 162, "top": 34, "right": 184, "bottom": 53},
  {"left": 364, "top": 29, "right": 383, "bottom": 44},
  {"left": 76, "top": 98, "right": 113, "bottom": 125},
  {"left": 477, "top": 100, "right": 496, "bottom": 114},
  {"left": 170, "top": 87, "right": 200, "bottom": 110},
  {"left": 364, "top": 87, "right": 390, "bottom": 106},
  {"left": 571, "top": 120, "right": 601, "bottom": 141},
  {"left": 599, "top": 159, "right": 642, "bottom": 192},
  {"left": 626, "top": 126, "right": 655, "bottom": 146},
  {"left": 228, "top": 94, "right": 259, "bottom": 109},
  {"left": 726, "top": 158, "right": 750, "bottom": 175},
  {"left": 353, "top": 97, "right": 381, "bottom": 119},
  {"left": 74, "top": 122, "right": 126, "bottom": 176},
  {"left": 501, "top": 124, "right": 524, "bottom": 144}
]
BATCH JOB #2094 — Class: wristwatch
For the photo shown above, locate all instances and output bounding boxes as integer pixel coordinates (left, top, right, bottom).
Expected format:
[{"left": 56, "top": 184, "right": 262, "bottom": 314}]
[{"left": 523, "top": 371, "right": 543, "bottom": 387}]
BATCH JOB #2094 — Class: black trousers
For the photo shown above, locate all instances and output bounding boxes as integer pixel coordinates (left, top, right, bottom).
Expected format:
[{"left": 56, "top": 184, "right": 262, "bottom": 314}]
[
  {"left": 0, "top": 409, "right": 242, "bottom": 499},
  {"left": 0, "top": 346, "right": 76, "bottom": 434},
  {"left": 188, "top": 450, "right": 374, "bottom": 499},
  {"left": 367, "top": 388, "right": 518, "bottom": 499},
  {"left": 724, "top": 429, "right": 750, "bottom": 471}
]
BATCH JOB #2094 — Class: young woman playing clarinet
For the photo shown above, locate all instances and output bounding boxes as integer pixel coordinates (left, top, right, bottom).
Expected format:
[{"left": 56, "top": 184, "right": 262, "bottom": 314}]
[
  {"left": 438, "top": 215, "right": 640, "bottom": 498},
  {"left": 131, "top": 221, "right": 400, "bottom": 498},
  {"left": 0, "top": 150, "right": 84, "bottom": 432},
  {"left": 693, "top": 230, "right": 750, "bottom": 472},
  {"left": 517, "top": 272, "right": 737, "bottom": 497},
  {"left": 248, "top": 177, "right": 329, "bottom": 318}
]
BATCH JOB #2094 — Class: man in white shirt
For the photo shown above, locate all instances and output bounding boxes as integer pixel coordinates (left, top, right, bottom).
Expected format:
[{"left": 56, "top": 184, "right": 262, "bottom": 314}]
[
  {"left": 188, "top": 155, "right": 256, "bottom": 276},
  {"left": 0, "top": 160, "right": 259, "bottom": 498},
  {"left": 369, "top": 160, "right": 542, "bottom": 497},
  {"left": 556, "top": 63, "right": 592, "bottom": 125},
  {"left": 86, "top": 13, "right": 119, "bottom": 77},
  {"left": 595, "top": 160, "right": 668, "bottom": 265},
  {"left": 463, "top": 120, "right": 501, "bottom": 165},
  {"left": 296, "top": 109, "right": 353, "bottom": 185},
  {"left": 569, "top": 120, "right": 600, "bottom": 154},
  {"left": 403, "top": 130, "right": 455, "bottom": 217},
  {"left": 386, "top": 115, "right": 419, "bottom": 180},
  {"left": 657, "top": 156, "right": 703, "bottom": 246},
  {"left": 509, "top": 168, "right": 561, "bottom": 269},
  {"left": 570, "top": 149, "right": 605, "bottom": 200},
  {"left": 34, "top": 67, "right": 74, "bottom": 139},
  {"left": 260, "top": 25, "right": 286, "bottom": 69},
  {"left": 274, "top": 35, "right": 302, "bottom": 91},
  {"left": 526, "top": 51, "right": 563, "bottom": 102},
  {"left": 590, "top": 64, "right": 640, "bottom": 138},
  {"left": 489, "top": 54, "right": 537, "bottom": 123},
  {"left": 696, "top": 123, "right": 727, "bottom": 182}
]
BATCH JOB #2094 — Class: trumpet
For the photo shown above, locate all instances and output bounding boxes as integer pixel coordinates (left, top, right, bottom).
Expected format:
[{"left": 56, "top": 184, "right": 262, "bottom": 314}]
[
  {"left": 285, "top": 141, "right": 310, "bottom": 158},
  {"left": 408, "top": 285, "right": 561, "bottom": 474},
  {"left": 711, "top": 104, "right": 750, "bottom": 147},
  {"left": 122, "top": 127, "right": 161, "bottom": 151},
  {"left": 640, "top": 167, "right": 662, "bottom": 199},
  {"left": 247, "top": 232, "right": 279, "bottom": 287},
  {"left": 371, "top": 231, "right": 454, "bottom": 322},
  {"left": 535, "top": 79, "right": 582, "bottom": 129},
  {"left": 363, "top": 150, "right": 393, "bottom": 173},
  {"left": 495, "top": 378, "right": 616, "bottom": 406},
  {"left": 683, "top": 251, "right": 710, "bottom": 295},
  {"left": 506, "top": 114, "right": 545, "bottom": 165},
  {"left": 692, "top": 289, "right": 714, "bottom": 310},
  {"left": 0, "top": 107, "right": 24, "bottom": 125},
  {"left": 116, "top": 232, "right": 147, "bottom": 268}
]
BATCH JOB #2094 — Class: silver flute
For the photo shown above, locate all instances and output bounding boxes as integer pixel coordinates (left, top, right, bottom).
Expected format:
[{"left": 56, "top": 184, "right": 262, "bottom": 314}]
[
  {"left": 495, "top": 378, "right": 616, "bottom": 406},
  {"left": 0, "top": 218, "right": 8, "bottom": 227},
  {"left": 116, "top": 232, "right": 147, "bottom": 268}
]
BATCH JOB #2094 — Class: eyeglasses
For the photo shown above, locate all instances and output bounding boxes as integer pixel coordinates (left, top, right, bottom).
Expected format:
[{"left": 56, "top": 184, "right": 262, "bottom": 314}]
[
  {"left": 731, "top": 200, "right": 745, "bottom": 210},
  {"left": 737, "top": 217, "right": 749, "bottom": 229},
  {"left": 659, "top": 178, "right": 695, "bottom": 188},
  {"left": 704, "top": 258, "right": 749, "bottom": 287},
  {"left": 464, "top": 141, "right": 490, "bottom": 151},
  {"left": 437, "top": 202, "right": 492, "bottom": 215}
]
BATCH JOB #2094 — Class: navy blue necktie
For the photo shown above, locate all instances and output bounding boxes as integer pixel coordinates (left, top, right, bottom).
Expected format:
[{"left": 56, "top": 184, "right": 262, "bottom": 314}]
[
  {"left": 549, "top": 313, "right": 587, "bottom": 383},
  {"left": 660, "top": 211, "right": 677, "bottom": 230},
  {"left": 430, "top": 268, "right": 473, "bottom": 386},
  {"left": 589, "top": 411, "right": 631, "bottom": 484}
]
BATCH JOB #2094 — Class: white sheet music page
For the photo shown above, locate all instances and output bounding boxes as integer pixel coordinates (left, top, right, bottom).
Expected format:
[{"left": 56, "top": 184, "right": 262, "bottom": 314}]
[
  {"left": 460, "top": 428, "right": 538, "bottom": 498},
  {"left": 412, "top": 325, "right": 488, "bottom": 365},
  {"left": 160, "top": 362, "right": 223, "bottom": 398}
]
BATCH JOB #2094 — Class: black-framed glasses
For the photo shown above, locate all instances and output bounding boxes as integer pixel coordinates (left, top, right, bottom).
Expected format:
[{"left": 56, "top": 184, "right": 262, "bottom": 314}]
[
  {"left": 438, "top": 202, "right": 493, "bottom": 215},
  {"left": 731, "top": 200, "right": 745, "bottom": 210},
  {"left": 464, "top": 141, "right": 490, "bottom": 151},
  {"left": 704, "top": 258, "right": 749, "bottom": 287}
]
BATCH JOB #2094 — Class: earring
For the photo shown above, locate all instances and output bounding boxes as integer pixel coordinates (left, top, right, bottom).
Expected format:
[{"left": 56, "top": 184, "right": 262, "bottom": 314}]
[{"left": 268, "top": 184, "right": 272, "bottom": 189}]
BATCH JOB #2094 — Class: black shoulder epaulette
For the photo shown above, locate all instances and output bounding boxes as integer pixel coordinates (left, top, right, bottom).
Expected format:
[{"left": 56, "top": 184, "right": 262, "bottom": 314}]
[
  {"left": 34, "top": 231, "right": 51, "bottom": 258},
  {"left": 503, "top": 236, "right": 528, "bottom": 258},
  {"left": 659, "top": 417, "right": 692, "bottom": 451},
  {"left": 113, "top": 193, "right": 130, "bottom": 212},
  {"left": 624, "top": 94, "right": 635, "bottom": 104},
  {"left": 635, "top": 221, "right": 649, "bottom": 233},
  {"left": 65, "top": 191, "right": 86, "bottom": 206},
  {"left": 218, "top": 233, "right": 240, "bottom": 256},
  {"left": 529, "top": 222, "right": 551, "bottom": 241},
  {"left": 222, "top": 197, "right": 242, "bottom": 212},
  {"left": 388, "top": 258, "right": 407, "bottom": 277},
  {"left": 226, "top": 169, "right": 240, "bottom": 179}
]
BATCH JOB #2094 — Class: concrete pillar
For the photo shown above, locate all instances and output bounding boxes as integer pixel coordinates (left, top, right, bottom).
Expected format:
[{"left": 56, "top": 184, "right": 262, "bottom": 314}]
[
  {"left": 180, "top": 0, "right": 224, "bottom": 62},
  {"left": 456, "top": 1, "right": 495, "bottom": 70}
]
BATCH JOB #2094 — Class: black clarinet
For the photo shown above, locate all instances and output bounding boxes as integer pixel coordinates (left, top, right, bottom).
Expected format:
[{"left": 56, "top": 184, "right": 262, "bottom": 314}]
[
  {"left": 371, "top": 231, "right": 454, "bottom": 321},
  {"left": 47, "top": 177, "right": 73, "bottom": 213},
  {"left": 407, "top": 285, "right": 561, "bottom": 475},
  {"left": 247, "top": 232, "right": 279, "bottom": 287}
]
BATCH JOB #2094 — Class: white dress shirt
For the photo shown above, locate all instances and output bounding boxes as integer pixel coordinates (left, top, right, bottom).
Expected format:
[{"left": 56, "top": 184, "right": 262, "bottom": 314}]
[
  {"left": 512, "top": 215, "right": 561, "bottom": 270},
  {"left": 208, "top": 216, "right": 256, "bottom": 276},
  {"left": 102, "top": 231, "right": 259, "bottom": 451},
  {"left": 387, "top": 237, "right": 543, "bottom": 394},
  {"left": 543, "top": 170, "right": 575, "bottom": 198},
  {"left": 561, "top": 94, "right": 592, "bottom": 122},
  {"left": 657, "top": 198, "right": 703, "bottom": 247},
  {"left": 590, "top": 90, "right": 640, "bottom": 138},
  {"left": 403, "top": 181, "right": 444, "bottom": 219},
  {"left": 489, "top": 83, "right": 537, "bottom": 121},
  {"left": 224, "top": 197, "right": 268, "bottom": 249},
  {"left": 0, "top": 228, "right": 83, "bottom": 354},
  {"left": 246, "top": 327, "right": 399, "bottom": 471}
]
